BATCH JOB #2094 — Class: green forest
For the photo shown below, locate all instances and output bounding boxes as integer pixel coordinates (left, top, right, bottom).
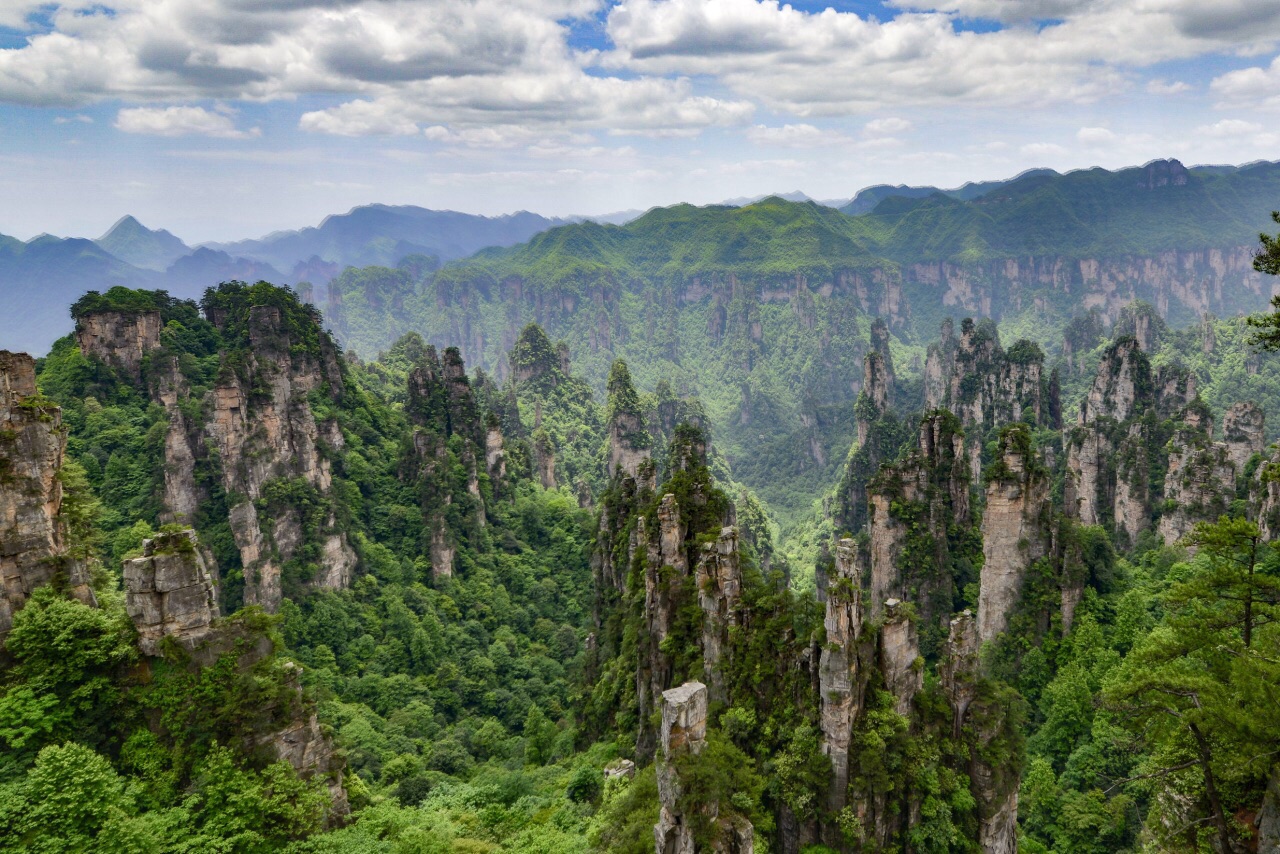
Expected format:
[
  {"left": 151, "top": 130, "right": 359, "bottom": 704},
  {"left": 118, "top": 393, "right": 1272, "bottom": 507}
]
[{"left": 1, "top": 200, "right": 1280, "bottom": 853}]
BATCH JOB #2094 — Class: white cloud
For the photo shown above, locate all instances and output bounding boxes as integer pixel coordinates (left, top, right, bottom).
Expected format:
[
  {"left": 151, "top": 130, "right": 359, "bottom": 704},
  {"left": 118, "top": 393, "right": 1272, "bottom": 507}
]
[
  {"left": 115, "top": 105, "right": 260, "bottom": 138},
  {"left": 1020, "top": 142, "right": 1068, "bottom": 158},
  {"left": 1076, "top": 126, "right": 1116, "bottom": 145},
  {"left": 746, "top": 123, "right": 851, "bottom": 147},
  {"left": 1147, "top": 79, "right": 1191, "bottom": 95},
  {"left": 1212, "top": 56, "right": 1280, "bottom": 109},
  {"left": 864, "top": 117, "right": 912, "bottom": 136},
  {"left": 1193, "top": 118, "right": 1278, "bottom": 147},
  {"left": 1198, "top": 118, "right": 1264, "bottom": 138},
  {"left": 53, "top": 114, "right": 93, "bottom": 124},
  {"left": 7, "top": 0, "right": 1280, "bottom": 149},
  {"left": 604, "top": 0, "right": 1280, "bottom": 115}
]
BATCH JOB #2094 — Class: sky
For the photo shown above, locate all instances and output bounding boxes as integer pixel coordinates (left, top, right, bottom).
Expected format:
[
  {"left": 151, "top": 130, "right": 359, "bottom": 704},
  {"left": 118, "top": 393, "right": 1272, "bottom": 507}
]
[{"left": 2, "top": 0, "right": 1280, "bottom": 243}]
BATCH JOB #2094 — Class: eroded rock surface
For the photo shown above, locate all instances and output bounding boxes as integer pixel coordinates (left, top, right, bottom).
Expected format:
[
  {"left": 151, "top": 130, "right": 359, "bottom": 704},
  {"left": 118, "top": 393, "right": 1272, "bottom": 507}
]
[
  {"left": 696, "top": 526, "right": 743, "bottom": 702},
  {"left": 0, "top": 351, "right": 96, "bottom": 641},
  {"left": 880, "top": 599, "right": 922, "bottom": 716},
  {"left": 123, "top": 530, "right": 219, "bottom": 656},
  {"left": 818, "top": 538, "right": 864, "bottom": 812},
  {"left": 978, "top": 427, "right": 1050, "bottom": 644},
  {"left": 74, "top": 309, "right": 162, "bottom": 382},
  {"left": 655, "top": 681, "right": 753, "bottom": 854}
]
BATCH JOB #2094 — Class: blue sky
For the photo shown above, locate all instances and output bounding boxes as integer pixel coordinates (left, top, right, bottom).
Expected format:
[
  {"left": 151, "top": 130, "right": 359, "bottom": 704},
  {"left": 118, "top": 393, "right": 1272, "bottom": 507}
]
[{"left": 2, "top": 0, "right": 1280, "bottom": 243}]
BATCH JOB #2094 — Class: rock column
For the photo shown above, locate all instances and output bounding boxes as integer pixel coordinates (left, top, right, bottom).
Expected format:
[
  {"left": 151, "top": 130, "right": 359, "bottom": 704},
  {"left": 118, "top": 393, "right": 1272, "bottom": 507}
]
[
  {"left": 0, "top": 351, "right": 96, "bottom": 642},
  {"left": 123, "top": 529, "right": 219, "bottom": 656},
  {"left": 818, "top": 538, "right": 863, "bottom": 812}
]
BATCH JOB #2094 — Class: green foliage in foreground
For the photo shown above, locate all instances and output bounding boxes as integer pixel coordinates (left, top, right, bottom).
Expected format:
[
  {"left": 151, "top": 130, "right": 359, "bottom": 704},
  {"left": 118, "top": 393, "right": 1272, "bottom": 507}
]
[{"left": 0, "top": 590, "right": 330, "bottom": 853}]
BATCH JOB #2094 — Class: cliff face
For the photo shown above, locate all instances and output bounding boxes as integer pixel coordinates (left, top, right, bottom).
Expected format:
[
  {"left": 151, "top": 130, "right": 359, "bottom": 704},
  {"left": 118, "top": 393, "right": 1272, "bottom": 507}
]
[
  {"left": 866, "top": 411, "right": 970, "bottom": 635},
  {"left": 1157, "top": 401, "right": 1265, "bottom": 546},
  {"left": 123, "top": 529, "right": 219, "bottom": 656},
  {"left": 75, "top": 309, "right": 162, "bottom": 382},
  {"left": 1064, "top": 338, "right": 1157, "bottom": 545},
  {"left": 1156, "top": 422, "right": 1235, "bottom": 546},
  {"left": 1066, "top": 336, "right": 1265, "bottom": 548},
  {"left": 696, "top": 526, "right": 744, "bottom": 703},
  {"left": 639, "top": 492, "right": 689, "bottom": 751},
  {"left": 406, "top": 346, "right": 489, "bottom": 582},
  {"left": 655, "top": 681, "right": 754, "bottom": 854},
  {"left": 74, "top": 299, "right": 360, "bottom": 613},
  {"left": 842, "top": 329, "right": 902, "bottom": 533},
  {"left": 0, "top": 351, "right": 96, "bottom": 642},
  {"left": 923, "top": 318, "right": 1049, "bottom": 478},
  {"left": 880, "top": 599, "right": 922, "bottom": 716},
  {"left": 205, "top": 305, "right": 355, "bottom": 611},
  {"left": 903, "top": 245, "right": 1269, "bottom": 327},
  {"left": 818, "top": 539, "right": 864, "bottom": 815},
  {"left": 978, "top": 426, "right": 1050, "bottom": 644}
]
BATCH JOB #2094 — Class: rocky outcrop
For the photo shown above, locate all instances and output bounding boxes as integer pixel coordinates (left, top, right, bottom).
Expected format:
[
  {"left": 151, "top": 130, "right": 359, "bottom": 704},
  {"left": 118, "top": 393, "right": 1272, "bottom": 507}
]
[
  {"left": 656, "top": 681, "right": 709, "bottom": 854},
  {"left": 1157, "top": 401, "right": 1263, "bottom": 546},
  {"left": 1065, "top": 338, "right": 1158, "bottom": 545},
  {"left": 655, "top": 681, "right": 753, "bottom": 854},
  {"left": 406, "top": 346, "right": 492, "bottom": 582},
  {"left": 866, "top": 411, "right": 970, "bottom": 633},
  {"left": 533, "top": 430, "right": 557, "bottom": 489},
  {"left": 857, "top": 351, "right": 893, "bottom": 448},
  {"left": 937, "top": 610, "right": 1020, "bottom": 854},
  {"left": 0, "top": 351, "right": 96, "bottom": 642},
  {"left": 485, "top": 423, "right": 506, "bottom": 484},
  {"left": 818, "top": 538, "right": 864, "bottom": 813},
  {"left": 74, "top": 309, "right": 162, "bottom": 382},
  {"left": 1224, "top": 401, "right": 1265, "bottom": 471},
  {"left": 938, "top": 610, "right": 979, "bottom": 738},
  {"left": 923, "top": 318, "right": 1048, "bottom": 478},
  {"left": 978, "top": 426, "right": 1050, "bottom": 644},
  {"left": 205, "top": 305, "right": 353, "bottom": 611},
  {"left": 1259, "top": 765, "right": 1280, "bottom": 854},
  {"left": 880, "top": 599, "right": 921, "bottom": 716},
  {"left": 696, "top": 526, "right": 743, "bottom": 703},
  {"left": 641, "top": 493, "right": 688, "bottom": 735},
  {"left": 248, "top": 659, "right": 349, "bottom": 824},
  {"left": 1157, "top": 422, "right": 1235, "bottom": 546},
  {"left": 607, "top": 360, "right": 653, "bottom": 480},
  {"left": 123, "top": 530, "right": 219, "bottom": 656}
]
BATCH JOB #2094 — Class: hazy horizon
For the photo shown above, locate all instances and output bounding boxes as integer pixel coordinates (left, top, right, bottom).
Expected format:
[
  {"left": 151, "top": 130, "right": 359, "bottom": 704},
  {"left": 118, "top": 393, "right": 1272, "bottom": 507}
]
[{"left": 3, "top": 0, "right": 1280, "bottom": 242}]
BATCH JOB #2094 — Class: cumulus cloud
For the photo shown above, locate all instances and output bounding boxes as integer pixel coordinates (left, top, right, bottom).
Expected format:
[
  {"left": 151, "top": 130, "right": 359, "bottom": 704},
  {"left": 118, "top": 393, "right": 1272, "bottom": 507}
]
[
  {"left": 1076, "top": 126, "right": 1116, "bottom": 145},
  {"left": 0, "top": 0, "right": 751, "bottom": 139},
  {"left": 746, "top": 123, "right": 851, "bottom": 147},
  {"left": 1147, "top": 79, "right": 1191, "bottom": 95},
  {"left": 1212, "top": 57, "right": 1280, "bottom": 109},
  {"left": 864, "top": 117, "right": 912, "bottom": 136},
  {"left": 604, "top": 0, "right": 1280, "bottom": 114},
  {"left": 115, "top": 105, "right": 260, "bottom": 138},
  {"left": 1021, "top": 142, "right": 1068, "bottom": 158},
  {"left": 7, "top": 0, "right": 1280, "bottom": 142}
]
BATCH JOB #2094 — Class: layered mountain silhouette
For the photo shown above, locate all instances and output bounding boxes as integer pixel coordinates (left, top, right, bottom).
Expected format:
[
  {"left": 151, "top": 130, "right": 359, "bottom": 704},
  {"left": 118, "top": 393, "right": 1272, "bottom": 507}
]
[{"left": 3, "top": 159, "right": 1278, "bottom": 355}]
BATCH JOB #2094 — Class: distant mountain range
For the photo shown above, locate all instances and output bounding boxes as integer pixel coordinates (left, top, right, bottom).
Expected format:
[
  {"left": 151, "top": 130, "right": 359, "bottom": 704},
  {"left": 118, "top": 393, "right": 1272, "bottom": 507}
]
[{"left": 2, "top": 158, "right": 1278, "bottom": 355}]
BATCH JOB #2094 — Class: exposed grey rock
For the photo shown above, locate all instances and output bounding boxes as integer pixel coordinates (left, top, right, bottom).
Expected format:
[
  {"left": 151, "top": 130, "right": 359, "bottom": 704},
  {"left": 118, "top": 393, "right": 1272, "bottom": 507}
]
[
  {"left": 696, "top": 526, "right": 743, "bottom": 702},
  {"left": 978, "top": 429, "right": 1050, "bottom": 644},
  {"left": 1223, "top": 401, "right": 1265, "bottom": 471},
  {"left": 818, "top": 538, "right": 863, "bottom": 813},
  {"left": 1259, "top": 765, "right": 1280, "bottom": 854},
  {"left": 0, "top": 351, "right": 96, "bottom": 642},
  {"left": 655, "top": 681, "right": 754, "bottom": 854},
  {"left": 74, "top": 309, "right": 162, "bottom": 382},
  {"left": 880, "top": 599, "right": 921, "bottom": 716},
  {"left": 123, "top": 530, "right": 219, "bottom": 656}
]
